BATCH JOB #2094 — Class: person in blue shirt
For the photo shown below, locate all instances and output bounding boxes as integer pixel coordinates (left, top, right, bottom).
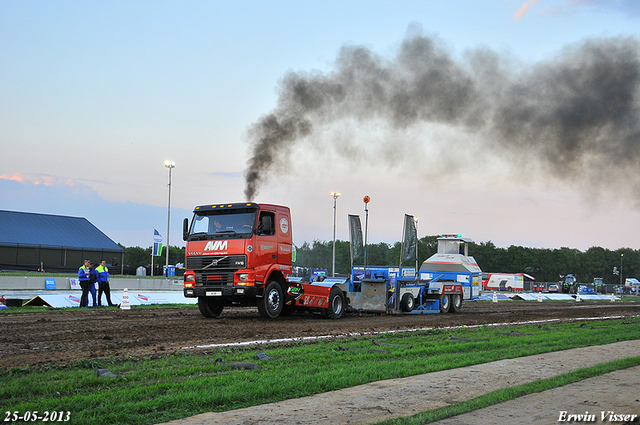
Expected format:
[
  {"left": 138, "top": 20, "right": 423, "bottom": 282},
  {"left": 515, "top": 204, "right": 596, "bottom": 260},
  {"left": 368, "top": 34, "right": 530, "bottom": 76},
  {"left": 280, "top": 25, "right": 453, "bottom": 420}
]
[
  {"left": 78, "top": 260, "right": 91, "bottom": 307},
  {"left": 96, "top": 260, "right": 116, "bottom": 307}
]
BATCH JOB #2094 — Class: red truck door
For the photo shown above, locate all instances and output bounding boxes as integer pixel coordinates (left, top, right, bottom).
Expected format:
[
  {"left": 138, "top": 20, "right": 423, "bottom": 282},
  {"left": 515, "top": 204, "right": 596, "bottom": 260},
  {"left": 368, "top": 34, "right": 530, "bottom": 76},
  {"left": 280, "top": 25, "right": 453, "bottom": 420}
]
[{"left": 275, "top": 207, "right": 292, "bottom": 265}]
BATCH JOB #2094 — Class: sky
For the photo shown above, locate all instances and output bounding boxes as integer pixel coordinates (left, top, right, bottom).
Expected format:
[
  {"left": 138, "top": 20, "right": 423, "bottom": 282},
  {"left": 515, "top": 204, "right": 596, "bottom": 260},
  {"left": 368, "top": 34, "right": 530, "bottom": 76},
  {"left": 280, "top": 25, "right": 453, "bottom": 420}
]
[{"left": 1, "top": 0, "right": 640, "bottom": 252}]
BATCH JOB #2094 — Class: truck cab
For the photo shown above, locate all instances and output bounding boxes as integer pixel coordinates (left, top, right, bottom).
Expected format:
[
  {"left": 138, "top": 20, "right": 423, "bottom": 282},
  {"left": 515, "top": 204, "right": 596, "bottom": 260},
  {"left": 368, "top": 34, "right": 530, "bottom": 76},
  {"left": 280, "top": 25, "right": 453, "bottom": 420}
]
[{"left": 182, "top": 202, "right": 294, "bottom": 318}]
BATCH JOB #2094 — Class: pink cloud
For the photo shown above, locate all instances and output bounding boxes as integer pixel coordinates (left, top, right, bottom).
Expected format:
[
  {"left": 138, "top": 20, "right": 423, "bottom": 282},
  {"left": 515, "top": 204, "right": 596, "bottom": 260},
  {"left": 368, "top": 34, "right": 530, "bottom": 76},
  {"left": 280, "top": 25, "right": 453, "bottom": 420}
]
[
  {"left": 514, "top": 0, "right": 539, "bottom": 20},
  {"left": 0, "top": 173, "right": 27, "bottom": 183},
  {"left": 0, "top": 173, "right": 77, "bottom": 188}
]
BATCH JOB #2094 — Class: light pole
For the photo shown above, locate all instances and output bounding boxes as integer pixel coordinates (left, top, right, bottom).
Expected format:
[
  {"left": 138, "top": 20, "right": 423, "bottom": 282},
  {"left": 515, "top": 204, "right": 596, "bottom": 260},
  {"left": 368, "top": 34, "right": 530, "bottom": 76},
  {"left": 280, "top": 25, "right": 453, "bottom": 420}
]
[
  {"left": 620, "top": 253, "right": 624, "bottom": 287},
  {"left": 165, "top": 160, "right": 175, "bottom": 277},
  {"left": 330, "top": 191, "right": 341, "bottom": 277}
]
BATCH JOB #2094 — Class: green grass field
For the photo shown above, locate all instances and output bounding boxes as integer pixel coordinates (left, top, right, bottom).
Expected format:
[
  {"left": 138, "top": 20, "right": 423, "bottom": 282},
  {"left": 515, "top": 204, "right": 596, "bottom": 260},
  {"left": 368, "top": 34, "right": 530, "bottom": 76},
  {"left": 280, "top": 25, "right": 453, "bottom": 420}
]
[{"left": 1, "top": 316, "right": 639, "bottom": 425}]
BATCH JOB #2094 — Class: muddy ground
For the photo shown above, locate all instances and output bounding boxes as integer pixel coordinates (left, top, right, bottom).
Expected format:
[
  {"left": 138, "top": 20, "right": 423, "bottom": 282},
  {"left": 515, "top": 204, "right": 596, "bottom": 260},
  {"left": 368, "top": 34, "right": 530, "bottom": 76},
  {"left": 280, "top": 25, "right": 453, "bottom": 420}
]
[{"left": 1, "top": 300, "right": 639, "bottom": 370}]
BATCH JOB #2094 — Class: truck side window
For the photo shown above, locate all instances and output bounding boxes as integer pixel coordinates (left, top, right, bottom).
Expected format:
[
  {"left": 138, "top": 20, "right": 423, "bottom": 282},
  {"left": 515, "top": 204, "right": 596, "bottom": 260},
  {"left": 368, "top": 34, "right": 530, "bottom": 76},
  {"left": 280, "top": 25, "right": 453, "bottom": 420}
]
[{"left": 258, "top": 212, "right": 275, "bottom": 235}]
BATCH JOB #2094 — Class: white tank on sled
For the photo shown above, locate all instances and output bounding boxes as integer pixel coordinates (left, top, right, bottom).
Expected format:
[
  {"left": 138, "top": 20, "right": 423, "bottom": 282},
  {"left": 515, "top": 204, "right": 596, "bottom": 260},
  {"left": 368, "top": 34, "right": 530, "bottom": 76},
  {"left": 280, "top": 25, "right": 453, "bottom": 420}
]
[{"left": 418, "top": 235, "right": 482, "bottom": 300}]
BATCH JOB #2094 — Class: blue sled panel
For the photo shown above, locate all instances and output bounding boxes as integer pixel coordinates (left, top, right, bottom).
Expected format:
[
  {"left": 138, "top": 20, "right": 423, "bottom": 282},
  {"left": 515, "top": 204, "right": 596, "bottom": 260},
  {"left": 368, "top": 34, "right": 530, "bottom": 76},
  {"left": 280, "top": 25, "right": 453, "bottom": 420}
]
[{"left": 410, "top": 299, "right": 440, "bottom": 314}]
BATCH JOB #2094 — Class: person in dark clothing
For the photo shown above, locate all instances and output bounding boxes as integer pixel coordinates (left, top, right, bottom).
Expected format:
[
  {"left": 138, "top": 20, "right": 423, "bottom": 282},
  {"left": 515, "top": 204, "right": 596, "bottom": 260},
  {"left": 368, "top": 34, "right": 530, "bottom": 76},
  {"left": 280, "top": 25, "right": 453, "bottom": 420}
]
[
  {"left": 88, "top": 262, "right": 98, "bottom": 307},
  {"left": 96, "top": 260, "right": 115, "bottom": 306},
  {"left": 78, "top": 260, "right": 91, "bottom": 307}
]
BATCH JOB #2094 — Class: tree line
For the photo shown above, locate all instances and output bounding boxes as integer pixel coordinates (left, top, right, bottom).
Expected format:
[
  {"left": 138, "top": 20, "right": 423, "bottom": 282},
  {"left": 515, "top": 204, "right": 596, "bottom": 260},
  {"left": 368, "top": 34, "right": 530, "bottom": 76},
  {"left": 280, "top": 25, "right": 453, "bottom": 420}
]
[
  {"left": 120, "top": 245, "right": 186, "bottom": 275},
  {"left": 120, "top": 237, "right": 638, "bottom": 284},
  {"left": 293, "top": 237, "right": 639, "bottom": 284}
]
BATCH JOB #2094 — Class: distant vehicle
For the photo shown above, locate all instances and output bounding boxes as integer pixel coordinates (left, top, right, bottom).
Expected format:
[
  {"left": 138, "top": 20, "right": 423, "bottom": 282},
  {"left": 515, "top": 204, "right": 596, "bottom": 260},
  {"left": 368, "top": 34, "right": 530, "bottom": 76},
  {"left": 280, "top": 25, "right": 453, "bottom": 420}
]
[
  {"left": 559, "top": 274, "right": 578, "bottom": 294},
  {"left": 482, "top": 273, "right": 533, "bottom": 291},
  {"left": 624, "top": 278, "right": 640, "bottom": 295},
  {"left": 593, "top": 278, "right": 606, "bottom": 294},
  {"left": 532, "top": 282, "right": 545, "bottom": 292},
  {"left": 546, "top": 284, "right": 560, "bottom": 293}
]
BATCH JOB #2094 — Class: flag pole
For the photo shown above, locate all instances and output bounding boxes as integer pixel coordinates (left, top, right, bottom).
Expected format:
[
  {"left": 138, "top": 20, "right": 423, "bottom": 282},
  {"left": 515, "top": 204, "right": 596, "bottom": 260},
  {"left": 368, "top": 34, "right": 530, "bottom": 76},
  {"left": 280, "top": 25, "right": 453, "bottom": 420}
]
[
  {"left": 400, "top": 214, "right": 406, "bottom": 269},
  {"left": 415, "top": 216, "right": 419, "bottom": 275}
]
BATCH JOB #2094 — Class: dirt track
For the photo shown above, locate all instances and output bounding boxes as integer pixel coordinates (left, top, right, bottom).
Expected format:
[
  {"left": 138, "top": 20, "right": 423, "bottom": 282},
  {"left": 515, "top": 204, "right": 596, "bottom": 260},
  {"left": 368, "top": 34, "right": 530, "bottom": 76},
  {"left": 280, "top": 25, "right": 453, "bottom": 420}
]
[{"left": 1, "top": 300, "right": 639, "bottom": 370}]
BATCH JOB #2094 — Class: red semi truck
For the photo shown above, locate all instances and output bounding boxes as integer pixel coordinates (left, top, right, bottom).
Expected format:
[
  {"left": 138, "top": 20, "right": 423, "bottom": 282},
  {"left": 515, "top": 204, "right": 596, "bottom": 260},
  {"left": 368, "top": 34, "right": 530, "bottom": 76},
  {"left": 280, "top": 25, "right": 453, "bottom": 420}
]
[{"left": 182, "top": 202, "right": 345, "bottom": 319}]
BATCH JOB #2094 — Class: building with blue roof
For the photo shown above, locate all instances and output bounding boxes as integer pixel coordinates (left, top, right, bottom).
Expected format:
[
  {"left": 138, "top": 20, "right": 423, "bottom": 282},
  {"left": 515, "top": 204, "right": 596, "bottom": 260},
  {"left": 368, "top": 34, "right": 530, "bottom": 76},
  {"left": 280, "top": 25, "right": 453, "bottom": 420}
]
[{"left": 0, "top": 210, "right": 124, "bottom": 273}]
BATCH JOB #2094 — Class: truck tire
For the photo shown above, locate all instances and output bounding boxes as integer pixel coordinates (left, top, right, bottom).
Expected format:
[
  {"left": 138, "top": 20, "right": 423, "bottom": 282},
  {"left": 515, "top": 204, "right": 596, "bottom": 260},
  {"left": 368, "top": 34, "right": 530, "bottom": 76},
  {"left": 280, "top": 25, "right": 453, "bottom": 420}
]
[
  {"left": 439, "top": 294, "right": 450, "bottom": 314},
  {"left": 449, "top": 294, "right": 462, "bottom": 313},
  {"left": 257, "top": 281, "right": 283, "bottom": 318},
  {"left": 400, "top": 292, "right": 415, "bottom": 312},
  {"left": 198, "top": 297, "right": 224, "bottom": 318},
  {"left": 323, "top": 286, "right": 345, "bottom": 319}
]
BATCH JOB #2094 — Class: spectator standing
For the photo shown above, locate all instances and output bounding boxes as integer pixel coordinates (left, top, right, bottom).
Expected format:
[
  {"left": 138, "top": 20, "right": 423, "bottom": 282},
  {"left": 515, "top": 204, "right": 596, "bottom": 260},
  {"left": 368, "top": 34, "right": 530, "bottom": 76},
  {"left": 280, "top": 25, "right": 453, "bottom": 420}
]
[
  {"left": 96, "top": 260, "right": 115, "bottom": 306},
  {"left": 88, "top": 261, "right": 98, "bottom": 307},
  {"left": 78, "top": 260, "right": 91, "bottom": 307}
]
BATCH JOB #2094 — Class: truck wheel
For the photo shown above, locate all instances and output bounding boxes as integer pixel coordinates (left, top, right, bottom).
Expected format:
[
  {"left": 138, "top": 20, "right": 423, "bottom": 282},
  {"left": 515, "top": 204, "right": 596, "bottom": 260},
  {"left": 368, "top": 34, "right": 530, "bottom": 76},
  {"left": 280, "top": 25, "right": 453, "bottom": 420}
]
[
  {"left": 400, "top": 293, "right": 415, "bottom": 312},
  {"left": 198, "top": 297, "right": 224, "bottom": 318},
  {"left": 323, "top": 286, "right": 345, "bottom": 319},
  {"left": 257, "top": 281, "right": 283, "bottom": 318},
  {"left": 439, "top": 294, "right": 450, "bottom": 313},
  {"left": 449, "top": 294, "right": 462, "bottom": 313}
]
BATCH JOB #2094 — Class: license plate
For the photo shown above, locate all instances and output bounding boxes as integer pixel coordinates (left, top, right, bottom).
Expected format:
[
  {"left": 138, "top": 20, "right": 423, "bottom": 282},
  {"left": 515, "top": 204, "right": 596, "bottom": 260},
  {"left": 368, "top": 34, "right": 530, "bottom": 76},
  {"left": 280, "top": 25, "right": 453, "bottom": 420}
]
[{"left": 206, "top": 291, "right": 222, "bottom": 296}]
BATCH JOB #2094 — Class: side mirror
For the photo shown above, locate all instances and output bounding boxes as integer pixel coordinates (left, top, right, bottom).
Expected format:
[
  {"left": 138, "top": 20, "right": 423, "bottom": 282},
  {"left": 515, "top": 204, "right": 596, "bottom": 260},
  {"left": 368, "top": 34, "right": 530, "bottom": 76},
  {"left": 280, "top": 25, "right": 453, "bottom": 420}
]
[{"left": 183, "top": 218, "right": 189, "bottom": 241}]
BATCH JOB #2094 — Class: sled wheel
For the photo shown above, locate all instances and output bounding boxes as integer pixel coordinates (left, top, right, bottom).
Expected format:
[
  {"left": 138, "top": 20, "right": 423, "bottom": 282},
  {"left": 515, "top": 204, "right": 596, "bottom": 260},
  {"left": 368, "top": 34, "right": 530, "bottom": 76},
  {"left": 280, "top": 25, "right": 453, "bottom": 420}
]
[
  {"left": 257, "top": 281, "right": 283, "bottom": 318},
  {"left": 323, "top": 286, "right": 345, "bottom": 319},
  {"left": 449, "top": 294, "right": 462, "bottom": 313},
  {"left": 439, "top": 294, "right": 451, "bottom": 313},
  {"left": 400, "top": 292, "right": 415, "bottom": 312},
  {"left": 198, "top": 296, "right": 223, "bottom": 318}
]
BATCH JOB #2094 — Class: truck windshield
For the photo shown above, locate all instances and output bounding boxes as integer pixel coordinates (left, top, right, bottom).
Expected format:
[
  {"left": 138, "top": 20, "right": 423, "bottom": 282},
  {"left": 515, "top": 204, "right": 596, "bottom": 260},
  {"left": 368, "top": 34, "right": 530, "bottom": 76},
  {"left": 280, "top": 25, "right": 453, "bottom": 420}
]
[{"left": 189, "top": 211, "right": 256, "bottom": 239}]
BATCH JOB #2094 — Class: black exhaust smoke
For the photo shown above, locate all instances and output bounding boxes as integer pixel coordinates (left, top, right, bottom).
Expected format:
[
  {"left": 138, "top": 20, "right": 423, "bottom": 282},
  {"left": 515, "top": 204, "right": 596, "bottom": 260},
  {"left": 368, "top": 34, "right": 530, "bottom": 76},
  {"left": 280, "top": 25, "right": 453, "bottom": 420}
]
[{"left": 244, "top": 29, "right": 640, "bottom": 201}]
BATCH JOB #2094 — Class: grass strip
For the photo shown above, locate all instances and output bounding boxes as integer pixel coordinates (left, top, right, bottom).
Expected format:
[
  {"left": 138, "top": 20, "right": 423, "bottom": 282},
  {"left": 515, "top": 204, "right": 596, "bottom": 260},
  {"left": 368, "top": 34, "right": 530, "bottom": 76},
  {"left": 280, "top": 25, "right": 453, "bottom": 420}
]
[
  {"left": 374, "top": 356, "right": 640, "bottom": 425},
  {"left": 1, "top": 319, "right": 639, "bottom": 425}
]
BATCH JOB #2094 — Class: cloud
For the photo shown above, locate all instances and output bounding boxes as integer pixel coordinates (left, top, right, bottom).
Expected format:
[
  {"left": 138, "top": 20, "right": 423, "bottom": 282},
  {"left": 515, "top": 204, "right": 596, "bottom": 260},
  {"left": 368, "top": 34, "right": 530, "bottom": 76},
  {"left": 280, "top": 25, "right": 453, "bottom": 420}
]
[
  {"left": 514, "top": 0, "right": 539, "bottom": 20},
  {"left": 1, "top": 173, "right": 57, "bottom": 187},
  {"left": 540, "top": 0, "right": 640, "bottom": 18},
  {"left": 0, "top": 173, "right": 88, "bottom": 190},
  {"left": 0, "top": 175, "right": 190, "bottom": 248}
]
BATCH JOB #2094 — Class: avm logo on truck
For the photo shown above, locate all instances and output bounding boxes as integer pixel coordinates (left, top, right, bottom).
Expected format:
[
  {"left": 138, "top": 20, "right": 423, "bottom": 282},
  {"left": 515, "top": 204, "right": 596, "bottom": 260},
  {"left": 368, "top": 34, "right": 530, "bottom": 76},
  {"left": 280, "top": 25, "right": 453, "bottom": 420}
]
[{"left": 204, "top": 240, "right": 228, "bottom": 251}]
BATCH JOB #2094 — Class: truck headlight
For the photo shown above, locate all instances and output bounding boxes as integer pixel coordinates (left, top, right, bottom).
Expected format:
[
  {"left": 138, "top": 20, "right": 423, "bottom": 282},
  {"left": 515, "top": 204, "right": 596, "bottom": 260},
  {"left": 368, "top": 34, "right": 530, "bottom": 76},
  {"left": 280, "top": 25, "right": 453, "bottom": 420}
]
[
  {"left": 238, "top": 273, "right": 249, "bottom": 281},
  {"left": 184, "top": 273, "right": 196, "bottom": 287}
]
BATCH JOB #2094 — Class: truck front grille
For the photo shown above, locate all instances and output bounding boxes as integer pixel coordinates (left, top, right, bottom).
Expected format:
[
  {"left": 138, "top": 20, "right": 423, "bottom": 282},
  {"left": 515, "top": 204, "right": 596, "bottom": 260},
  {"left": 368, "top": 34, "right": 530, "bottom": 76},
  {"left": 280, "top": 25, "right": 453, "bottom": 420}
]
[
  {"left": 196, "top": 272, "right": 235, "bottom": 286},
  {"left": 187, "top": 255, "right": 247, "bottom": 287}
]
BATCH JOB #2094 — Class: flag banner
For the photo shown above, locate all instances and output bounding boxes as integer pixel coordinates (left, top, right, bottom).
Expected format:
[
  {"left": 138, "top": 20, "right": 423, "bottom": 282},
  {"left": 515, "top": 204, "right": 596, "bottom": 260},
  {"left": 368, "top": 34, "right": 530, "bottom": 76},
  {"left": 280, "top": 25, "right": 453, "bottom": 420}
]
[
  {"left": 153, "top": 228, "right": 163, "bottom": 257},
  {"left": 349, "top": 214, "right": 364, "bottom": 260},
  {"left": 401, "top": 214, "right": 417, "bottom": 262}
]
